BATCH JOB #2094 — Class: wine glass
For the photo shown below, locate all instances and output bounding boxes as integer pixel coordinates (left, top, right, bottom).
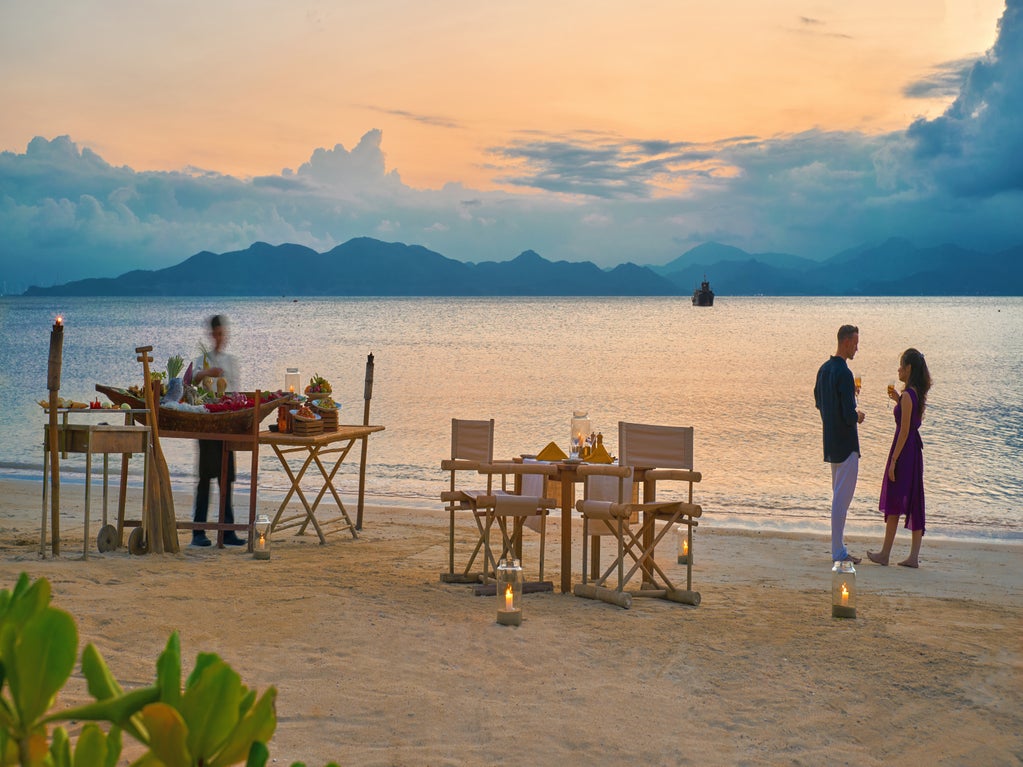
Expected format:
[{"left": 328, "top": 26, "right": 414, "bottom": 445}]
[
  {"left": 853, "top": 374, "right": 862, "bottom": 407},
  {"left": 887, "top": 379, "right": 898, "bottom": 409}
]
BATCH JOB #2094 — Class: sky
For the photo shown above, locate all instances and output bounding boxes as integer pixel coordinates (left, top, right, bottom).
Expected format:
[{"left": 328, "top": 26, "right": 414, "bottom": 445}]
[{"left": 1, "top": 0, "right": 1021, "bottom": 290}]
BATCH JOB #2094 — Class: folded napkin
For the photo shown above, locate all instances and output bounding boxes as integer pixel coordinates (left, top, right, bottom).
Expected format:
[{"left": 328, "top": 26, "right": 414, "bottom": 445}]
[
  {"left": 587, "top": 443, "right": 613, "bottom": 464},
  {"left": 536, "top": 441, "right": 568, "bottom": 461}
]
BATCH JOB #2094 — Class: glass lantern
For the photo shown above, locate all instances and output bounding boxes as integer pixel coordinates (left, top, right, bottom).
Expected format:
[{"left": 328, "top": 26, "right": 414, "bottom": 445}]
[
  {"left": 831, "top": 560, "right": 856, "bottom": 618},
  {"left": 570, "top": 410, "right": 590, "bottom": 459},
  {"left": 676, "top": 524, "right": 691, "bottom": 565},
  {"left": 496, "top": 558, "right": 523, "bottom": 626},
  {"left": 284, "top": 367, "right": 301, "bottom": 395},
  {"left": 253, "top": 514, "right": 272, "bottom": 560}
]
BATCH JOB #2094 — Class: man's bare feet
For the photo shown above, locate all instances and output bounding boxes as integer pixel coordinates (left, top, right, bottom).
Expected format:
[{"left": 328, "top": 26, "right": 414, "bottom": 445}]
[
  {"left": 897, "top": 559, "right": 919, "bottom": 568},
  {"left": 867, "top": 551, "right": 888, "bottom": 566}
]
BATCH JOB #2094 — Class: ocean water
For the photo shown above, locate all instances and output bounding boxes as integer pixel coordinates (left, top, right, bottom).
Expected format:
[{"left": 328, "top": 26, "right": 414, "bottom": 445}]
[{"left": 1, "top": 295, "right": 1020, "bottom": 541}]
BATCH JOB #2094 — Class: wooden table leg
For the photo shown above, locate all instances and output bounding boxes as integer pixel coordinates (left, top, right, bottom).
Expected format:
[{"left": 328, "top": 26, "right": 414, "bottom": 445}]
[{"left": 560, "top": 470, "right": 574, "bottom": 593}]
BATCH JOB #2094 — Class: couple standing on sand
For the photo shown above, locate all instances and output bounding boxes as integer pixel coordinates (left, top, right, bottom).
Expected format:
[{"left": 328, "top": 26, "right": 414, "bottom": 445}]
[{"left": 815, "top": 325, "right": 933, "bottom": 569}]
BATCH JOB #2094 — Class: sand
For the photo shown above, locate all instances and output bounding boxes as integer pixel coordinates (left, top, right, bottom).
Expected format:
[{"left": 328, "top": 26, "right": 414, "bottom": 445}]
[{"left": 3, "top": 478, "right": 1021, "bottom": 766}]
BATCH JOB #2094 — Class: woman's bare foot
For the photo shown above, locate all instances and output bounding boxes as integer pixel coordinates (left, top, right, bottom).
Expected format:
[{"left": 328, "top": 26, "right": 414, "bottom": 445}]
[
  {"left": 867, "top": 551, "right": 888, "bottom": 566},
  {"left": 897, "top": 559, "right": 919, "bottom": 568}
]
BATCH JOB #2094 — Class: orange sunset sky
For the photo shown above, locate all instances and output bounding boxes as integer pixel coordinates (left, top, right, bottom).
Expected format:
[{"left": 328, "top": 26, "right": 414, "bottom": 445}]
[{"left": 2, "top": 0, "right": 1004, "bottom": 186}]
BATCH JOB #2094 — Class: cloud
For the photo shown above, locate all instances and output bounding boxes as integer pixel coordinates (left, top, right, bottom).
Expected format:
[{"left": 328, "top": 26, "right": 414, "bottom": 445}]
[
  {"left": 487, "top": 132, "right": 727, "bottom": 199},
  {"left": 292, "top": 129, "right": 404, "bottom": 192},
  {"left": 792, "top": 16, "right": 853, "bottom": 39},
  {"left": 361, "top": 105, "right": 463, "bottom": 130},
  {"left": 903, "top": 57, "right": 976, "bottom": 99}
]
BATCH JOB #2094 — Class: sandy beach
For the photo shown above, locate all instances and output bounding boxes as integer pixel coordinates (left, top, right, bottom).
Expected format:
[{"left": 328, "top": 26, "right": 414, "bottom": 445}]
[{"left": 3, "top": 478, "right": 1020, "bottom": 766}]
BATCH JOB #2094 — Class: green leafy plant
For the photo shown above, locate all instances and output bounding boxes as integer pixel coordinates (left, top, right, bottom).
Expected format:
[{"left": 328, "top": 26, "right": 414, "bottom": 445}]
[{"left": 0, "top": 574, "right": 339, "bottom": 767}]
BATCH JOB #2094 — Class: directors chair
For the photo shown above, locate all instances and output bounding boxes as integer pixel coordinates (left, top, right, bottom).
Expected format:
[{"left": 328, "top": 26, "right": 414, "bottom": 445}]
[{"left": 574, "top": 421, "right": 702, "bottom": 609}]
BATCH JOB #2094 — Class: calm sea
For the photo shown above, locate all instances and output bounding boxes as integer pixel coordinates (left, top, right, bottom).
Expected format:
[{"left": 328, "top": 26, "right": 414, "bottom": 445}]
[{"left": 1, "top": 296, "right": 1020, "bottom": 541}]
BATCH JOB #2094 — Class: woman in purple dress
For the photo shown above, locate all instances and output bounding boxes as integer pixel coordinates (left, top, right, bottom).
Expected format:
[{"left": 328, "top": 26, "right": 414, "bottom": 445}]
[{"left": 868, "top": 348, "right": 932, "bottom": 568}]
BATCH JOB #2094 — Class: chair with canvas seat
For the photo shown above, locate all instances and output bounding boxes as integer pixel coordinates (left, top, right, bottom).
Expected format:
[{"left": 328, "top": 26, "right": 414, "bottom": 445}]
[
  {"left": 475, "top": 462, "right": 559, "bottom": 591},
  {"left": 440, "top": 418, "right": 499, "bottom": 583},
  {"left": 574, "top": 421, "right": 702, "bottom": 609}
]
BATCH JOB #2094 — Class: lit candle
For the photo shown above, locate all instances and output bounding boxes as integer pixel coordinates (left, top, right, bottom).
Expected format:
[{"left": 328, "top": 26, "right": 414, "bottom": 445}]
[
  {"left": 55, "top": 315, "right": 63, "bottom": 327},
  {"left": 841, "top": 583, "right": 849, "bottom": 604},
  {"left": 504, "top": 584, "right": 514, "bottom": 611},
  {"left": 682, "top": 539, "right": 689, "bottom": 556},
  {"left": 253, "top": 514, "right": 271, "bottom": 560}
]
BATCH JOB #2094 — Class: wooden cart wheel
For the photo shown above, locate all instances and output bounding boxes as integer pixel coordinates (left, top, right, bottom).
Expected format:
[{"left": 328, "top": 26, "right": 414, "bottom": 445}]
[
  {"left": 128, "top": 527, "right": 149, "bottom": 556},
  {"left": 96, "top": 524, "right": 118, "bottom": 553}
]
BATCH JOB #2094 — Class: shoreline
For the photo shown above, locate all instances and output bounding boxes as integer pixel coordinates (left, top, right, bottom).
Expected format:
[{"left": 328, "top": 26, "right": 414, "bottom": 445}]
[
  {"left": 4, "top": 478, "right": 1021, "bottom": 765},
  {"left": 5, "top": 468, "right": 1019, "bottom": 545}
]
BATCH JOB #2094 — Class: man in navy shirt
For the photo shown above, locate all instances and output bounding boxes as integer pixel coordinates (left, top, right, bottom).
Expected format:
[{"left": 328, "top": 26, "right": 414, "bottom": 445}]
[{"left": 815, "top": 324, "right": 865, "bottom": 563}]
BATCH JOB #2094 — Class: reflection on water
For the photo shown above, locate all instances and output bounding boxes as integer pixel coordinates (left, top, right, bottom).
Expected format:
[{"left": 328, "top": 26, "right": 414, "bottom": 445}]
[{"left": 2, "top": 295, "right": 1020, "bottom": 540}]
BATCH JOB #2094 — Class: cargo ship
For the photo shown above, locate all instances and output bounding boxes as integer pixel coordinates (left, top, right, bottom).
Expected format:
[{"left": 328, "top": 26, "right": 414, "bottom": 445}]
[{"left": 692, "top": 278, "right": 714, "bottom": 306}]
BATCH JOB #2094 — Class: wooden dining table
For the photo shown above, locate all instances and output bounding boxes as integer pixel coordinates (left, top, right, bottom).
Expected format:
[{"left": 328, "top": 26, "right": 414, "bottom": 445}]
[{"left": 514, "top": 457, "right": 648, "bottom": 593}]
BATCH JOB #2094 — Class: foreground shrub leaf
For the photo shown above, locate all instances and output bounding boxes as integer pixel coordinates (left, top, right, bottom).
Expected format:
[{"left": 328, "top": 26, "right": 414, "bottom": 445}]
[
  {"left": 12, "top": 608, "right": 77, "bottom": 726},
  {"left": 138, "top": 703, "right": 191, "bottom": 767}
]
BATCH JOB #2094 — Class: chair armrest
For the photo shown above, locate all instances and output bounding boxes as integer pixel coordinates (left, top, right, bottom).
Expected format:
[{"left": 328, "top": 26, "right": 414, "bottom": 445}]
[
  {"left": 470, "top": 492, "right": 556, "bottom": 509},
  {"left": 441, "top": 459, "right": 480, "bottom": 471},
  {"left": 577, "top": 464, "right": 632, "bottom": 478},
  {"left": 645, "top": 469, "right": 701, "bottom": 483},
  {"left": 638, "top": 501, "right": 703, "bottom": 519}
]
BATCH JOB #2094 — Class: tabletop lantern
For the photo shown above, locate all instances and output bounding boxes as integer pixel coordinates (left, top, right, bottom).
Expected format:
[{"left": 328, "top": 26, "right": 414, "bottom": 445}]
[
  {"left": 253, "top": 514, "right": 272, "bottom": 560},
  {"left": 570, "top": 410, "right": 590, "bottom": 459},
  {"left": 831, "top": 560, "right": 856, "bottom": 618},
  {"left": 676, "top": 524, "right": 691, "bottom": 565},
  {"left": 496, "top": 558, "right": 523, "bottom": 626},
  {"left": 284, "top": 367, "right": 301, "bottom": 395}
]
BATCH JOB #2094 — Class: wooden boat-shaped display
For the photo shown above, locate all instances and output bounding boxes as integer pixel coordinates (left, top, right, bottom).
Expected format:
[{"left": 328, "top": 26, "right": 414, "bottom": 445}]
[{"left": 96, "top": 385, "right": 287, "bottom": 434}]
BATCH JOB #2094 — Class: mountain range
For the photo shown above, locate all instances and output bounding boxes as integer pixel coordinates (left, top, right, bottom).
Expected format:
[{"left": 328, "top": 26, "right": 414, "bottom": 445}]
[{"left": 21, "top": 236, "right": 1023, "bottom": 297}]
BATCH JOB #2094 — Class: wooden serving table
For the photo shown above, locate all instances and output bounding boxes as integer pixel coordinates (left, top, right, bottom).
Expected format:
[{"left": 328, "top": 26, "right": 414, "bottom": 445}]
[
  {"left": 40, "top": 409, "right": 151, "bottom": 558},
  {"left": 259, "top": 425, "right": 385, "bottom": 544}
]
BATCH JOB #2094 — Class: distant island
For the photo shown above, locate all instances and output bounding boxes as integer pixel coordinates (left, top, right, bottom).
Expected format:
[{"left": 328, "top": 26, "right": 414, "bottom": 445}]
[{"left": 21, "top": 236, "right": 1023, "bottom": 296}]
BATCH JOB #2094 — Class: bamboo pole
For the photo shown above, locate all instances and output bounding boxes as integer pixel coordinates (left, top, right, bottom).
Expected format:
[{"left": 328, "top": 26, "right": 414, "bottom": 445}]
[
  {"left": 47, "top": 316, "right": 64, "bottom": 556},
  {"left": 247, "top": 390, "right": 261, "bottom": 553},
  {"left": 136, "top": 345, "right": 179, "bottom": 554},
  {"left": 356, "top": 352, "right": 374, "bottom": 530}
]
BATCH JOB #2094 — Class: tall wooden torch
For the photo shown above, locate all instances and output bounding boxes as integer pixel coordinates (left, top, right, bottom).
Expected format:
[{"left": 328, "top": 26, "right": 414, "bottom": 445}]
[
  {"left": 356, "top": 352, "right": 374, "bottom": 531},
  {"left": 47, "top": 316, "right": 64, "bottom": 556}
]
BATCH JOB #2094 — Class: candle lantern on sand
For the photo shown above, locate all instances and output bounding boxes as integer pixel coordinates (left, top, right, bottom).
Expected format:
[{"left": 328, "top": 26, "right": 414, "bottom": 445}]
[
  {"left": 831, "top": 560, "right": 857, "bottom": 618},
  {"left": 253, "top": 514, "right": 272, "bottom": 560},
  {"left": 496, "top": 558, "right": 523, "bottom": 626},
  {"left": 676, "top": 524, "right": 691, "bottom": 565},
  {"left": 284, "top": 367, "right": 301, "bottom": 395},
  {"left": 570, "top": 410, "right": 590, "bottom": 458}
]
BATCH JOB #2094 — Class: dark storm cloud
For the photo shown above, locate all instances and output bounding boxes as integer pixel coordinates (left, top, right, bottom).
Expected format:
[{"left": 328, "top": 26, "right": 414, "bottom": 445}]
[{"left": 907, "top": 0, "right": 1023, "bottom": 196}]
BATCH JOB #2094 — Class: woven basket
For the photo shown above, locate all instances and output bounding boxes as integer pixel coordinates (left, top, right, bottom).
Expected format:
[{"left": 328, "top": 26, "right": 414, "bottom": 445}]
[
  {"left": 292, "top": 416, "right": 323, "bottom": 437},
  {"left": 313, "top": 405, "right": 339, "bottom": 431}
]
